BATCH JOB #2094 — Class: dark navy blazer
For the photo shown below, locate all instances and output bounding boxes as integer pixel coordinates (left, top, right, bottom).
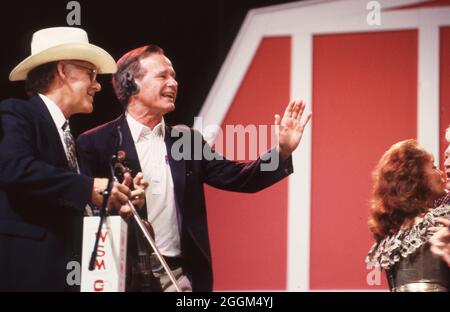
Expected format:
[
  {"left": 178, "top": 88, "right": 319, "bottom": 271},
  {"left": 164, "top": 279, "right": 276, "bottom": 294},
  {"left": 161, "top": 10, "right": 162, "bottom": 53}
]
[{"left": 0, "top": 96, "right": 93, "bottom": 291}]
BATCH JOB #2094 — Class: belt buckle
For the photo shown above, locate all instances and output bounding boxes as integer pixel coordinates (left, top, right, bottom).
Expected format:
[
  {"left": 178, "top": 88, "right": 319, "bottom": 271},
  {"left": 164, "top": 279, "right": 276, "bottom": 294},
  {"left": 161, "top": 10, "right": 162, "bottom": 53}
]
[{"left": 149, "top": 253, "right": 164, "bottom": 273}]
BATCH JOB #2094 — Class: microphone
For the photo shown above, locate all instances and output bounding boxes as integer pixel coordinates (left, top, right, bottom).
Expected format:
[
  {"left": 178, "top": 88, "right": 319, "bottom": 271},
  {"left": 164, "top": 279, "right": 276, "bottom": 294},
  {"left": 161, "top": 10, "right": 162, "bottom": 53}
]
[{"left": 126, "top": 72, "right": 140, "bottom": 96}]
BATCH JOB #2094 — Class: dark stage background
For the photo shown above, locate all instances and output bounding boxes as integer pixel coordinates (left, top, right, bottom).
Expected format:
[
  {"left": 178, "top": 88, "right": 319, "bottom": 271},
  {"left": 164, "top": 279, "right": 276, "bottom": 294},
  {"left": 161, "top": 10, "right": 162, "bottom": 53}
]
[{"left": 0, "top": 0, "right": 301, "bottom": 137}]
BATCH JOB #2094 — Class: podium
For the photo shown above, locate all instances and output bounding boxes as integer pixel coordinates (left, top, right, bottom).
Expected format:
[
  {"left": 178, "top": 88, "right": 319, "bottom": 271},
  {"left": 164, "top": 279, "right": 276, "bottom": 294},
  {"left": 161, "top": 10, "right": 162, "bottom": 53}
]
[{"left": 81, "top": 216, "right": 127, "bottom": 292}]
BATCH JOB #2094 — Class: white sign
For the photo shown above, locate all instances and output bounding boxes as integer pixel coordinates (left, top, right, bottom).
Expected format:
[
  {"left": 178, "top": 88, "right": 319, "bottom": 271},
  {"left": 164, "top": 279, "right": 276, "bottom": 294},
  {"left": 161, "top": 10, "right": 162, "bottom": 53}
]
[{"left": 81, "top": 216, "right": 127, "bottom": 292}]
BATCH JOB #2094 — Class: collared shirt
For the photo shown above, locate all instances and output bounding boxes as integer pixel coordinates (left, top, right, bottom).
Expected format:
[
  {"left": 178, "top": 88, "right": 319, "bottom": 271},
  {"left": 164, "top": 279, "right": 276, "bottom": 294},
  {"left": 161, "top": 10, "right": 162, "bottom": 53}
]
[
  {"left": 126, "top": 112, "right": 181, "bottom": 257},
  {"left": 39, "top": 93, "right": 68, "bottom": 155},
  {"left": 39, "top": 94, "right": 93, "bottom": 216}
]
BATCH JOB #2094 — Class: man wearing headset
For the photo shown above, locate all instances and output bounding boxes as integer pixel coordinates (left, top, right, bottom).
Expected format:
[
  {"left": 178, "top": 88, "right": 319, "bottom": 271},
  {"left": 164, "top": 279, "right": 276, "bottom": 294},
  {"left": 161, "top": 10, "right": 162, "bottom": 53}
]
[
  {"left": 77, "top": 45, "right": 311, "bottom": 291},
  {"left": 0, "top": 27, "right": 136, "bottom": 291}
]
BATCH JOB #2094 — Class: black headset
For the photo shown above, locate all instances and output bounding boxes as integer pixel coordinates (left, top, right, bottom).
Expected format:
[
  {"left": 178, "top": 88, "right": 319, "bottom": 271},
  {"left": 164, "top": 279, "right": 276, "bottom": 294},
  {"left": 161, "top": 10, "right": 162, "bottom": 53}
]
[{"left": 125, "top": 72, "right": 140, "bottom": 97}]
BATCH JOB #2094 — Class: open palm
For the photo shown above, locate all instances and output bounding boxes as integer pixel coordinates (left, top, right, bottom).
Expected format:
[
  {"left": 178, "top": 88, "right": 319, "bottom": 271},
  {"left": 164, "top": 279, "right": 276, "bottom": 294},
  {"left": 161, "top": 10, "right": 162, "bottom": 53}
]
[{"left": 275, "top": 100, "right": 312, "bottom": 160}]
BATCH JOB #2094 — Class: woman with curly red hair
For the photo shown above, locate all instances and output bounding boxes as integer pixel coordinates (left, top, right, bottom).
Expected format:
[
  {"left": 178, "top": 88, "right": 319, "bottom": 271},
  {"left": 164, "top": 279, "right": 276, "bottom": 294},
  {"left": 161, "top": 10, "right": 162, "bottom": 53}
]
[{"left": 366, "top": 139, "right": 450, "bottom": 292}]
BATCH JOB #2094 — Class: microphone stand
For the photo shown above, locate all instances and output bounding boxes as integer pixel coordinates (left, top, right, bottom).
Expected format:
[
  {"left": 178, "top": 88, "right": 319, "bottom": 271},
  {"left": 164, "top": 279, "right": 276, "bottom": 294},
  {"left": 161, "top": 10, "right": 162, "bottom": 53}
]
[{"left": 88, "top": 166, "right": 114, "bottom": 271}]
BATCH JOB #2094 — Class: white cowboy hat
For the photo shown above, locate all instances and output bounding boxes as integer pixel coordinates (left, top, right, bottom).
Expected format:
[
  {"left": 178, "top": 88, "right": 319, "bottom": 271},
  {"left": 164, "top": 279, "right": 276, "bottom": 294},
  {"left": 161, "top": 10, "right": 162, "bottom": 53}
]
[{"left": 9, "top": 27, "right": 117, "bottom": 81}]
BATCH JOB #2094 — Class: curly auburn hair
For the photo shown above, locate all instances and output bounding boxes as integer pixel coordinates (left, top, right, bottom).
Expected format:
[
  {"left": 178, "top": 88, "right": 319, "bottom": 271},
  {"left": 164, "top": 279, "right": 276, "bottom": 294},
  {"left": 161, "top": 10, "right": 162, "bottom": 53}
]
[{"left": 368, "top": 139, "right": 435, "bottom": 242}]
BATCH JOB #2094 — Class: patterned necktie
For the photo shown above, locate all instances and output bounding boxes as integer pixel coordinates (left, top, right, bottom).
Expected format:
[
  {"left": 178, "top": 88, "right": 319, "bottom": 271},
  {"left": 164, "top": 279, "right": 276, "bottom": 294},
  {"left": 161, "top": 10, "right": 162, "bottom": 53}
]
[{"left": 62, "top": 120, "right": 80, "bottom": 173}]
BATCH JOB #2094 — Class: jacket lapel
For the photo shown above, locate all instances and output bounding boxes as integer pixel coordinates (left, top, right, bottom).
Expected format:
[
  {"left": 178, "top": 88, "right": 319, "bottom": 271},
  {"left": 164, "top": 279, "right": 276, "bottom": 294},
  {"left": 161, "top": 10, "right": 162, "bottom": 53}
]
[
  {"left": 30, "top": 95, "right": 69, "bottom": 169},
  {"left": 116, "top": 116, "right": 142, "bottom": 176},
  {"left": 164, "top": 125, "right": 186, "bottom": 213},
  {"left": 115, "top": 116, "right": 146, "bottom": 218}
]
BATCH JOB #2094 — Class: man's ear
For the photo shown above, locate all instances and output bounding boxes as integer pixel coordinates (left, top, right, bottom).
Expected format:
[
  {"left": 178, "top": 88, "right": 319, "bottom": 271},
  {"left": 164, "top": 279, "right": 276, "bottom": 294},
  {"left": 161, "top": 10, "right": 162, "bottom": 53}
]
[
  {"left": 126, "top": 72, "right": 140, "bottom": 96},
  {"left": 56, "top": 61, "right": 68, "bottom": 81}
]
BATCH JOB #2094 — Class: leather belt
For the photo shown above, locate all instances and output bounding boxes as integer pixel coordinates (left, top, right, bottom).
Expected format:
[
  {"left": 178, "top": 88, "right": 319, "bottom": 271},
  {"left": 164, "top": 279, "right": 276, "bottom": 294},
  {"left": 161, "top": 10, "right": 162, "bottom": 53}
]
[
  {"left": 393, "top": 281, "right": 448, "bottom": 292},
  {"left": 149, "top": 254, "right": 183, "bottom": 272}
]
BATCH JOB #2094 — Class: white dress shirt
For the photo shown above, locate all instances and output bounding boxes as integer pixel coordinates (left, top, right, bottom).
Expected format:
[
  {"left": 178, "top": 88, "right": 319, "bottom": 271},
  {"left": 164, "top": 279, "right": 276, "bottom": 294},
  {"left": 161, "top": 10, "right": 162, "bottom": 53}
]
[
  {"left": 39, "top": 93, "right": 92, "bottom": 215},
  {"left": 126, "top": 113, "right": 181, "bottom": 257}
]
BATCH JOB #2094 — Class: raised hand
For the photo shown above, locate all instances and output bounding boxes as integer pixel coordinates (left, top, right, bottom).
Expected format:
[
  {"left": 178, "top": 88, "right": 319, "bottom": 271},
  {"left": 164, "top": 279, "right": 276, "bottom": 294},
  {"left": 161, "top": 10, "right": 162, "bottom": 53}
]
[{"left": 275, "top": 99, "right": 312, "bottom": 160}]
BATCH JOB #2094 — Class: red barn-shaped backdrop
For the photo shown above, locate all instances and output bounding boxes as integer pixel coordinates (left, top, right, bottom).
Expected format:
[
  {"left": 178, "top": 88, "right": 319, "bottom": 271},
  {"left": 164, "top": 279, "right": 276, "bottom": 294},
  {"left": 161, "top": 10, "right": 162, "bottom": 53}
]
[{"left": 194, "top": 0, "right": 450, "bottom": 291}]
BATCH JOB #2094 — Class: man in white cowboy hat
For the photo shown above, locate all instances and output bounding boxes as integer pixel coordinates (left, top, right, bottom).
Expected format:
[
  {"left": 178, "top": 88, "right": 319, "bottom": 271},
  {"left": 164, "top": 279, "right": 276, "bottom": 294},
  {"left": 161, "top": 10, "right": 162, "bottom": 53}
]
[{"left": 0, "top": 27, "right": 140, "bottom": 291}]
